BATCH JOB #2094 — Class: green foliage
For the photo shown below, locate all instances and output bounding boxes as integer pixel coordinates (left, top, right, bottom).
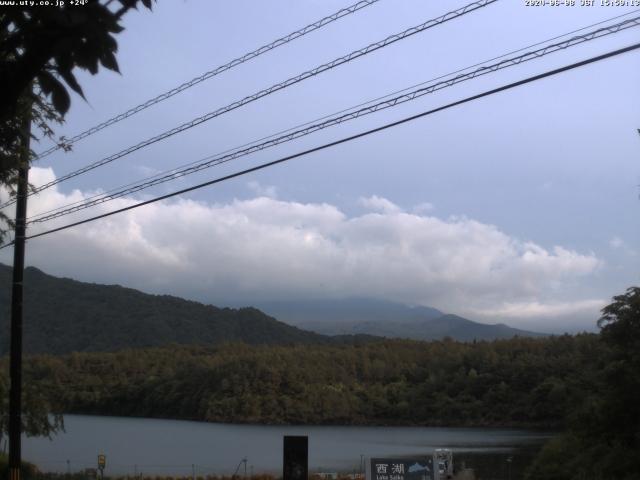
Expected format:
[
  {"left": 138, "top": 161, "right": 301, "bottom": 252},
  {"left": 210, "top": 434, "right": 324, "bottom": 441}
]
[
  {"left": 0, "top": 265, "right": 340, "bottom": 355},
  {"left": 0, "top": 453, "right": 40, "bottom": 480},
  {"left": 0, "top": 1, "right": 154, "bottom": 243},
  {"left": 523, "top": 434, "right": 582, "bottom": 480},
  {"left": 0, "top": 1, "right": 154, "bottom": 120},
  {"left": 0, "top": 334, "right": 604, "bottom": 428},
  {"left": 0, "top": 363, "right": 64, "bottom": 445},
  {"left": 525, "top": 287, "right": 640, "bottom": 480}
]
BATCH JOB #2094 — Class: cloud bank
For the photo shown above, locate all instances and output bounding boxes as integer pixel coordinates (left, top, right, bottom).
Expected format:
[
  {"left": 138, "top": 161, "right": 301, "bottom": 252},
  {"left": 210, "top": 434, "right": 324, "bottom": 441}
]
[{"left": 0, "top": 168, "right": 604, "bottom": 328}]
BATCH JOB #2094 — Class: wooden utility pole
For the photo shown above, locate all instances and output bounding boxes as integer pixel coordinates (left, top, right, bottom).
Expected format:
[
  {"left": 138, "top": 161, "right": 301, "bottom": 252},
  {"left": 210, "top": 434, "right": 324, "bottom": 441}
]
[{"left": 8, "top": 98, "right": 31, "bottom": 480}]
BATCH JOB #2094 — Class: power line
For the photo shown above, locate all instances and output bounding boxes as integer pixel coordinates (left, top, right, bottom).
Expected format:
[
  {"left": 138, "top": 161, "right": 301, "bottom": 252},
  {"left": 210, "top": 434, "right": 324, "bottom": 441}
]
[
  {"left": 32, "top": 0, "right": 383, "bottom": 161},
  {"left": 24, "top": 9, "right": 640, "bottom": 221},
  {"left": 6, "top": 41, "right": 637, "bottom": 248},
  {"left": 21, "top": 0, "right": 638, "bottom": 173},
  {"left": 18, "top": 9, "right": 640, "bottom": 222},
  {"left": 3, "top": 0, "right": 496, "bottom": 207},
  {"left": 25, "top": 14, "right": 640, "bottom": 225}
]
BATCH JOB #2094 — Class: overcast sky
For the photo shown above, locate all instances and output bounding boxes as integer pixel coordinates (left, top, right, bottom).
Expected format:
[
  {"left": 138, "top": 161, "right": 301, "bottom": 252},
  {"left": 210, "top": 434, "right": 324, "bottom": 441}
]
[{"left": 1, "top": 0, "right": 639, "bottom": 333}]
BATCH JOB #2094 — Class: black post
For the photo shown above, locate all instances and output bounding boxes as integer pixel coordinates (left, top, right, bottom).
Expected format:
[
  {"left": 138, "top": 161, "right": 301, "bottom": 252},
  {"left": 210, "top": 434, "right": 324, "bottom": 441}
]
[
  {"left": 8, "top": 100, "right": 31, "bottom": 480},
  {"left": 283, "top": 436, "right": 308, "bottom": 480}
]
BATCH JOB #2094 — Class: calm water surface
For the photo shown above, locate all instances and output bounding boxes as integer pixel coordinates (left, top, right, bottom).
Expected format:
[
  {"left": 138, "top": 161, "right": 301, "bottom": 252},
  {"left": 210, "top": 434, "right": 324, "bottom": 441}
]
[{"left": 23, "top": 415, "right": 551, "bottom": 477}]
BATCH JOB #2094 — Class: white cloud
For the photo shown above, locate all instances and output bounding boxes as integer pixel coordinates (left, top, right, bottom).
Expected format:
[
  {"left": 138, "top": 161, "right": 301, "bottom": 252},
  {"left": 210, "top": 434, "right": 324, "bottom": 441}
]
[
  {"left": 609, "top": 236, "right": 636, "bottom": 256},
  {"left": 0, "top": 168, "right": 602, "bottom": 327},
  {"left": 247, "top": 180, "right": 277, "bottom": 198},
  {"left": 134, "top": 165, "right": 163, "bottom": 177},
  {"left": 358, "top": 195, "right": 401, "bottom": 214},
  {"left": 610, "top": 236, "right": 624, "bottom": 249},
  {"left": 474, "top": 299, "right": 606, "bottom": 319},
  {"left": 413, "top": 202, "right": 435, "bottom": 214}
]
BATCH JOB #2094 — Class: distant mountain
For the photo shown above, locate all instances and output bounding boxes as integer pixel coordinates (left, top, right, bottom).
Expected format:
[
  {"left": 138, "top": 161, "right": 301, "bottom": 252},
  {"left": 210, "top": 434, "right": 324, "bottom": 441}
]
[
  {"left": 0, "top": 264, "right": 544, "bottom": 355},
  {"left": 257, "top": 298, "right": 546, "bottom": 341},
  {"left": 257, "top": 298, "right": 444, "bottom": 324},
  {"left": 0, "top": 264, "right": 368, "bottom": 355}
]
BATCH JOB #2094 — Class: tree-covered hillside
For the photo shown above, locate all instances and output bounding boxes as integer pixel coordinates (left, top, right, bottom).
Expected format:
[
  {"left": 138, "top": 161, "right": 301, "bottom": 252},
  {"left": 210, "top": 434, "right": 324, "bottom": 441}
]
[
  {"left": 6, "top": 334, "right": 603, "bottom": 428},
  {"left": 259, "top": 298, "right": 546, "bottom": 341},
  {"left": 524, "top": 287, "right": 640, "bottom": 480},
  {"left": 0, "top": 265, "right": 545, "bottom": 355},
  {"left": 0, "top": 264, "right": 349, "bottom": 354}
]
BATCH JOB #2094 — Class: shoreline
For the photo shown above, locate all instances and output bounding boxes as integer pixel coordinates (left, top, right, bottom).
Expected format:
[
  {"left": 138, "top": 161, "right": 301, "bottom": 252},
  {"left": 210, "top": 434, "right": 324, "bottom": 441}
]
[{"left": 54, "top": 411, "right": 560, "bottom": 432}]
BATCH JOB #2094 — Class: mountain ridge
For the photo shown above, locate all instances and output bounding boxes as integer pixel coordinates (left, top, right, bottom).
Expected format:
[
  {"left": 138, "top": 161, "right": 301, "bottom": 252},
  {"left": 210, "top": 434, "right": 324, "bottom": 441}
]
[
  {"left": 256, "top": 298, "right": 546, "bottom": 341},
  {"left": 0, "top": 264, "right": 354, "bottom": 355},
  {"left": 0, "top": 264, "right": 544, "bottom": 355}
]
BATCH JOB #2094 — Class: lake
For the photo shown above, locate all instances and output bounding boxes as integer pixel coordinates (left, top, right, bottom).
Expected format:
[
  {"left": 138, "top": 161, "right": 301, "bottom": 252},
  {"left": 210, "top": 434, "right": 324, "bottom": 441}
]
[{"left": 22, "top": 415, "right": 552, "bottom": 478}]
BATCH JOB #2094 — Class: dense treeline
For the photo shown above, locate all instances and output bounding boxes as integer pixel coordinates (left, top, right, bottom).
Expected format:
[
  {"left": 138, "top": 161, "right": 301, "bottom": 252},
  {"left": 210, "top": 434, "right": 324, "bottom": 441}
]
[
  {"left": 1, "top": 334, "right": 604, "bottom": 428},
  {"left": 2, "top": 287, "right": 638, "bottom": 479},
  {"left": 1, "top": 264, "right": 536, "bottom": 356},
  {"left": 523, "top": 287, "right": 640, "bottom": 480},
  {"left": 1, "top": 265, "right": 364, "bottom": 355}
]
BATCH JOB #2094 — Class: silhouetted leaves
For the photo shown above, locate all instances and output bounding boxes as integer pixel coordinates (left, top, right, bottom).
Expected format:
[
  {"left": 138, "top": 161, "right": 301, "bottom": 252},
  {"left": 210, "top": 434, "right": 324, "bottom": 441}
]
[
  {"left": 37, "top": 72, "right": 71, "bottom": 115},
  {"left": 0, "top": 0, "right": 155, "bottom": 243},
  {"left": 1, "top": 1, "right": 154, "bottom": 120},
  {"left": 526, "top": 287, "right": 640, "bottom": 480}
]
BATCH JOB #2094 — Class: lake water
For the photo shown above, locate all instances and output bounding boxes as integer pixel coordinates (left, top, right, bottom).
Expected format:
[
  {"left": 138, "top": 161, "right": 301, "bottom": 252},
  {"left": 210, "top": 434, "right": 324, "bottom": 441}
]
[{"left": 22, "top": 415, "right": 552, "bottom": 478}]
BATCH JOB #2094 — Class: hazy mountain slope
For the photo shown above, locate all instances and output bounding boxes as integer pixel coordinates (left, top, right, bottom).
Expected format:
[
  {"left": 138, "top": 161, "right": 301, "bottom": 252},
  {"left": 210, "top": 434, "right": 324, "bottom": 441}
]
[
  {"left": 257, "top": 298, "right": 444, "bottom": 324},
  {"left": 420, "top": 314, "right": 545, "bottom": 341},
  {"left": 0, "top": 264, "right": 335, "bottom": 355},
  {"left": 258, "top": 299, "right": 545, "bottom": 341},
  {"left": 0, "top": 264, "right": 544, "bottom": 354}
]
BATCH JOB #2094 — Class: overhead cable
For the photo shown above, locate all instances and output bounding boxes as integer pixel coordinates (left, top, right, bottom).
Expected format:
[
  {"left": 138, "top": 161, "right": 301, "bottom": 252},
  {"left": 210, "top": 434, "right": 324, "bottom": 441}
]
[
  {"left": 33, "top": 0, "right": 383, "bottom": 161},
  {"left": 25, "top": 14, "right": 640, "bottom": 224},
  {"left": 10, "top": 0, "right": 497, "bottom": 205},
  {"left": 4, "top": 41, "right": 636, "bottom": 248},
  {"left": 24, "top": 9, "right": 640, "bottom": 221}
]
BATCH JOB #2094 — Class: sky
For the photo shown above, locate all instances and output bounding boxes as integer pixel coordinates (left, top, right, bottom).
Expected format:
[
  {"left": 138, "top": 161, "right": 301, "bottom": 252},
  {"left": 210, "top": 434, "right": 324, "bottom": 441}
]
[{"left": 1, "top": 0, "right": 639, "bottom": 333}]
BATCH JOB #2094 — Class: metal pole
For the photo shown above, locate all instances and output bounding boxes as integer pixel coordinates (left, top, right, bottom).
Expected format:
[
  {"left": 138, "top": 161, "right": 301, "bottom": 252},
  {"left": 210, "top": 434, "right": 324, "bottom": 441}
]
[{"left": 8, "top": 96, "right": 31, "bottom": 480}]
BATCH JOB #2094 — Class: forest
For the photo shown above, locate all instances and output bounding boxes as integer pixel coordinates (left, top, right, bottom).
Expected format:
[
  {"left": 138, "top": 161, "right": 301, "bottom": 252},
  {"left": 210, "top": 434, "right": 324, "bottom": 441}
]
[
  {"left": 1, "top": 288, "right": 638, "bottom": 480},
  {"left": 0, "top": 264, "right": 350, "bottom": 355},
  {"left": 1, "top": 334, "right": 602, "bottom": 428}
]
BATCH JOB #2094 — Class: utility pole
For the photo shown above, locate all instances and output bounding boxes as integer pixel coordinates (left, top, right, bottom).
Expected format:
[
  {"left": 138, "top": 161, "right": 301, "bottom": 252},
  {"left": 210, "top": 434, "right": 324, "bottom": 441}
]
[{"left": 8, "top": 96, "right": 31, "bottom": 480}]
